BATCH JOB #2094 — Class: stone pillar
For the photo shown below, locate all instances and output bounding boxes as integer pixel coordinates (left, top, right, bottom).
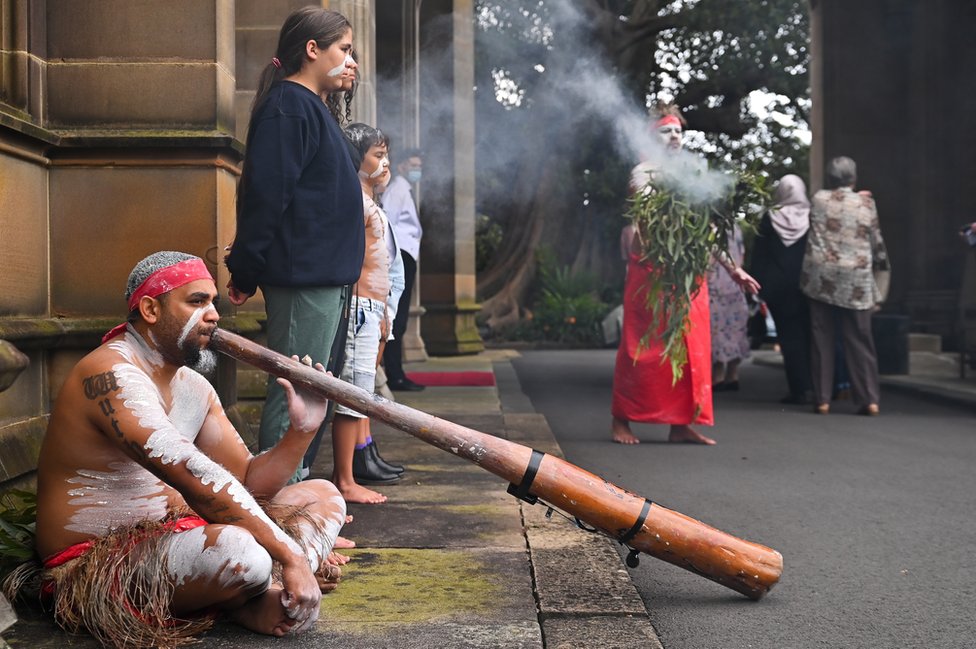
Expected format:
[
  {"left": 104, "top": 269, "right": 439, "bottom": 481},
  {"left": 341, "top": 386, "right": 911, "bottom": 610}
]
[
  {"left": 416, "top": 0, "right": 483, "bottom": 355},
  {"left": 808, "top": 0, "right": 823, "bottom": 192},
  {"left": 399, "top": 0, "right": 429, "bottom": 362}
]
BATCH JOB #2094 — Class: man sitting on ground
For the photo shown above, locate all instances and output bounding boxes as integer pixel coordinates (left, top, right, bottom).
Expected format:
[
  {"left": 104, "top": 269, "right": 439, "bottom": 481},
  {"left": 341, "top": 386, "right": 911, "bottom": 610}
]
[{"left": 30, "top": 251, "right": 347, "bottom": 648}]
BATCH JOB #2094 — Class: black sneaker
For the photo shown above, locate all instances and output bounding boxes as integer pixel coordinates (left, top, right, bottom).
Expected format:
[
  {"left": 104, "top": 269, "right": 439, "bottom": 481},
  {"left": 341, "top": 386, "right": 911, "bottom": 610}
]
[{"left": 388, "top": 377, "right": 425, "bottom": 392}]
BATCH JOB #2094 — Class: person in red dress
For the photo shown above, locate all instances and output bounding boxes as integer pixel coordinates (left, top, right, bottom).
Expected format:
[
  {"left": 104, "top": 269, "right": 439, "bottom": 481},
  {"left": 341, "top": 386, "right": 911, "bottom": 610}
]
[{"left": 611, "top": 105, "right": 759, "bottom": 445}]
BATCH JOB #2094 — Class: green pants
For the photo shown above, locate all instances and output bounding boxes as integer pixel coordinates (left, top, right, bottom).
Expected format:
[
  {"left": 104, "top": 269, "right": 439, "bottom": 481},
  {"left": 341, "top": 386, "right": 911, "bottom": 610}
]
[{"left": 259, "top": 285, "right": 347, "bottom": 483}]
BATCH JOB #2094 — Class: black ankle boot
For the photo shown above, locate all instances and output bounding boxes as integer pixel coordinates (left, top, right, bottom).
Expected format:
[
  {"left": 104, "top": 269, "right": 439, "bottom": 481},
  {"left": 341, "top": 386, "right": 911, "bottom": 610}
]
[
  {"left": 368, "top": 441, "right": 404, "bottom": 474},
  {"left": 352, "top": 447, "right": 400, "bottom": 484}
]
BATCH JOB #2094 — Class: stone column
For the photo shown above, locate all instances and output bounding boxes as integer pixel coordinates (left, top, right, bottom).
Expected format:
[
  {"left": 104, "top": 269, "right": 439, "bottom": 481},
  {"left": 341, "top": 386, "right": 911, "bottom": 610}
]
[
  {"left": 416, "top": 0, "right": 483, "bottom": 355},
  {"left": 399, "top": 0, "right": 429, "bottom": 362},
  {"left": 807, "top": 0, "right": 823, "bottom": 192}
]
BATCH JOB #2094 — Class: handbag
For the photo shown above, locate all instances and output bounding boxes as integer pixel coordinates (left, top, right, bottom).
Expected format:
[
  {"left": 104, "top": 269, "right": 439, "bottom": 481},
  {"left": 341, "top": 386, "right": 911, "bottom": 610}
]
[{"left": 871, "top": 230, "right": 891, "bottom": 304}]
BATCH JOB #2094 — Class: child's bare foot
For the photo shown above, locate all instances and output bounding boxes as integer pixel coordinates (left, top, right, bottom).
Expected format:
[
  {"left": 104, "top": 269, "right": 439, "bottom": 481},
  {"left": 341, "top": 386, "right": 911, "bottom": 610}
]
[
  {"left": 611, "top": 417, "right": 640, "bottom": 444},
  {"left": 228, "top": 585, "right": 296, "bottom": 637},
  {"left": 338, "top": 483, "right": 387, "bottom": 504},
  {"left": 668, "top": 425, "right": 716, "bottom": 445}
]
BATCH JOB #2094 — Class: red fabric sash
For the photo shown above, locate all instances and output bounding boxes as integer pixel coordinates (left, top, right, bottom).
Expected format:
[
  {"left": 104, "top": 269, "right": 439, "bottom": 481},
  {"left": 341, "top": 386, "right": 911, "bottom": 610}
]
[{"left": 43, "top": 515, "right": 208, "bottom": 570}]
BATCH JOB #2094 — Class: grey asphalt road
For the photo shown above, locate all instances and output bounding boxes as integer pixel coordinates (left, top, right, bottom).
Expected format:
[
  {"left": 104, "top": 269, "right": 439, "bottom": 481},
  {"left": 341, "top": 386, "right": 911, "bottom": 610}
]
[{"left": 511, "top": 349, "right": 976, "bottom": 649}]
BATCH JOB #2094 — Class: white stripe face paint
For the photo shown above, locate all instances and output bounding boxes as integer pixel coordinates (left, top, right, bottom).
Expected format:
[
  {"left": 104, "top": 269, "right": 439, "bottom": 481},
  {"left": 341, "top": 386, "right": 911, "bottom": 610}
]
[
  {"left": 369, "top": 157, "right": 389, "bottom": 179},
  {"left": 164, "top": 526, "right": 272, "bottom": 590},
  {"left": 66, "top": 462, "right": 169, "bottom": 535},
  {"left": 176, "top": 304, "right": 216, "bottom": 349},
  {"left": 327, "top": 53, "right": 354, "bottom": 78}
]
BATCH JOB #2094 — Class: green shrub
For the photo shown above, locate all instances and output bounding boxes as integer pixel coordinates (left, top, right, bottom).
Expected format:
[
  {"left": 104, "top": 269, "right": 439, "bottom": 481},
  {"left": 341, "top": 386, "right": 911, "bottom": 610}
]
[
  {"left": 526, "top": 254, "right": 610, "bottom": 346},
  {"left": 0, "top": 490, "right": 37, "bottom": 579}
]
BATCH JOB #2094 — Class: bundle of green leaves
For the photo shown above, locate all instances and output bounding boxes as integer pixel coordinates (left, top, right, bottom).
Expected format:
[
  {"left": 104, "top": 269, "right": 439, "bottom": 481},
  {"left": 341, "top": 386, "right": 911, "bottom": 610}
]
[
  {"left": 626, "top": 165, "right": 771, "bottom": 381},
  {"left": 0, "top": 490, "right": 37, "bottom": 580}
]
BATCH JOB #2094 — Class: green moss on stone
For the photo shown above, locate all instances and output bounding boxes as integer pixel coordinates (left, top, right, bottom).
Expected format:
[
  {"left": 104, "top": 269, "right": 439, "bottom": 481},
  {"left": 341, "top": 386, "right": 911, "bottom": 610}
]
[{"left": 325, "top": 548, "right": 499, "bottom": 627}]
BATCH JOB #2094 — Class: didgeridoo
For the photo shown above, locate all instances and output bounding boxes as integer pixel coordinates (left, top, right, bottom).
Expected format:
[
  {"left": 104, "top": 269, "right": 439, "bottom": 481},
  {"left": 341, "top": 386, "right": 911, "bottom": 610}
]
[{"left": 211, "top": 329, "right": 783, "bottom": 599}]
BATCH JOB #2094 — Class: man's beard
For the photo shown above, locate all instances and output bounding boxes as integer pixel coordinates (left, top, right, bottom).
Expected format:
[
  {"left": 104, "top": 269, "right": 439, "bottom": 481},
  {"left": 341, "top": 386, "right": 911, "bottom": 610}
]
[{"left": 183, "top": 342, "right": 217, "bottom": 375}]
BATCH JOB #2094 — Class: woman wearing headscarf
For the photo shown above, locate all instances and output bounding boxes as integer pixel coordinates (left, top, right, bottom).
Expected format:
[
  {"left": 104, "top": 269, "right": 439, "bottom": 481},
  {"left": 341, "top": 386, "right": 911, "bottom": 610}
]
[
  {"left": 799, "top": 157, "right": 883, "bottom": 415},
  {"left": 750, "top": 174, "right": 813, "bottom": 404}
]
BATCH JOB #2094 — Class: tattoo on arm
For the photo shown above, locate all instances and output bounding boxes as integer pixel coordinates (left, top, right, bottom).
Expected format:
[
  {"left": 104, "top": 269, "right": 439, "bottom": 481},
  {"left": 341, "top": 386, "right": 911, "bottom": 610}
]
[
  {"left": 99, "top": 399, "right": 117, "bottom": 417},
  {"left": 83, "top": 372, "right": 119, "bottom": 400}
]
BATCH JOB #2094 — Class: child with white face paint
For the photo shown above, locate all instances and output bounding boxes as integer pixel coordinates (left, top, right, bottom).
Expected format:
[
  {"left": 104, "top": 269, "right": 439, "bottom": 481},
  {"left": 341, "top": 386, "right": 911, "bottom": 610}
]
[
  {"left": 32, "top": 250, "right": 349, "bottom": 647},
  {"left": 329, "top": 123, "right": 406, "bottom": 507}
]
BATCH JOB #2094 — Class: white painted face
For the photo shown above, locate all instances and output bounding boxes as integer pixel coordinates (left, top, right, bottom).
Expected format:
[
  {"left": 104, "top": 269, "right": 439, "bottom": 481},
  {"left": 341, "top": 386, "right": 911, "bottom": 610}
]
[
  {"left": 177, "top": 304, "right": 219, "bottom": 374},
  {"left": 327, "top": 53, "right": 355, "bottom": 78},
  {"left": 358, "top": 144, "right": 391, "bottom": 189},
  {"left": 657, "top": 124, "right": 683, "bottom": 152}
]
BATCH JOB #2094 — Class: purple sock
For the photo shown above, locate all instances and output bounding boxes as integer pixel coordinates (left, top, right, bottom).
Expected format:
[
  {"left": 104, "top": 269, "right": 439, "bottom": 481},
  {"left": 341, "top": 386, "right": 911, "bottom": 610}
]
[
  {"left": 365, "top": 436, "right": 373, "bottom": 446},
  {"left": 355, "top": 441, "right": 369, "bottom": 450}
]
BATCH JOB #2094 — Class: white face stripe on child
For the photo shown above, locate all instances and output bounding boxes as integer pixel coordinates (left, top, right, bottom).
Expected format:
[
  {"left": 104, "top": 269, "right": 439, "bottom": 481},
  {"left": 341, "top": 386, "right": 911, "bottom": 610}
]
[{"left": 327, "top": 53, "right": 355, "bottom": 78}]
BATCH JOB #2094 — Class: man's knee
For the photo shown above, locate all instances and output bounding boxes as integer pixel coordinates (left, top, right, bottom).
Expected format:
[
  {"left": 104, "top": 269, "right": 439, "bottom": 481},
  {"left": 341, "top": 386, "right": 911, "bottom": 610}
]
[
  {"left": 301, "top": 479, "right": 346, "bottom": 519},
  {"left": 166, "top": 525, "right": 272, "bottom": 593}
]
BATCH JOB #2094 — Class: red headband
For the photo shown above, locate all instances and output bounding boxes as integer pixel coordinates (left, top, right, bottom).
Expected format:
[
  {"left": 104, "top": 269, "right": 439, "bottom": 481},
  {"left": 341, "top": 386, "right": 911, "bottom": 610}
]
[
  {"left": 655, "top": 115, "right": 682, "bottom": 129},
  {"left": 126, "top": 258, "right": 213, "bottom": 311},
  {"left": 102, "top": 258, "right": 214, "bottom": 343}
]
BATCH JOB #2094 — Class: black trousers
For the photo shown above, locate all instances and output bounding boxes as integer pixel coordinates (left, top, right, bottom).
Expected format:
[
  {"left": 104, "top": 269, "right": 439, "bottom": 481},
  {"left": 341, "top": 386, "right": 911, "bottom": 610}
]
[
  {"left": 382, "top": 251, "right": 416, "bottom": 383},
  {"left": 766, "top": 289, "right": 812, "bottom": 399}
]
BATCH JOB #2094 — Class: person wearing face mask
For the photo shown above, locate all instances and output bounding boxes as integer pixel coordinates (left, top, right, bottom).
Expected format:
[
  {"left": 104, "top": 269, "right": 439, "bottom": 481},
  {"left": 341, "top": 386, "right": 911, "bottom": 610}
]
[
  {"left": 380, "top": 146, "right": 426, "bottom": 392},
  {"left": 611, "top": 104, "right": 759, "bottom": 446},
  {"left": 330, "top": 123, "right": 406, "bottom": 505}
]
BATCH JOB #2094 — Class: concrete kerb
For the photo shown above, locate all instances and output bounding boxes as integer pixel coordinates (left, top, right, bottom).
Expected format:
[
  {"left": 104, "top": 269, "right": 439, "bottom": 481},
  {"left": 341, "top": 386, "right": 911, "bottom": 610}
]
[{"left": 752, "top": 348, "right": 976, "bottom": 411}]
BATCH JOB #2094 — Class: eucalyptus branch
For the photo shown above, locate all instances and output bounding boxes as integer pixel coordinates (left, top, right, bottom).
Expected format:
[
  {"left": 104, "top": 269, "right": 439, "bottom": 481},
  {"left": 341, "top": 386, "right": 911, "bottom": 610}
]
[{"left": 625, "top": 165, "right": 771, "bottom": 382}]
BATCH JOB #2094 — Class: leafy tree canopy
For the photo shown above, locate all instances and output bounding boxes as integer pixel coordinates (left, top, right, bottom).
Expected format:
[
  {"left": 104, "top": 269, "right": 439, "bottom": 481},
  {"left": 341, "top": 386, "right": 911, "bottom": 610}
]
[{"left": 474, "top": 0, "right": 810, "bottom": 330}]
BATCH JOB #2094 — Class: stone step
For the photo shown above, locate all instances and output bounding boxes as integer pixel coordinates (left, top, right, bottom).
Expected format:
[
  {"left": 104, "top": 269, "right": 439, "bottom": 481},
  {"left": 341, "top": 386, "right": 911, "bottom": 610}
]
[{"left": 909, "top": 333, "right": 942, "bottom": 353}]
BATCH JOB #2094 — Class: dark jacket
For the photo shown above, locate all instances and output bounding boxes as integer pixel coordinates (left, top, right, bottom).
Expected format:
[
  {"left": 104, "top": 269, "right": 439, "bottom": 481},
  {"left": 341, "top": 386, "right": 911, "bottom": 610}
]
[
  {"left": 751, "top": 213, "right": 807, "bottom": 305},
  {"left": 228, "top": 81, "right": 364, "bottom": 296}
]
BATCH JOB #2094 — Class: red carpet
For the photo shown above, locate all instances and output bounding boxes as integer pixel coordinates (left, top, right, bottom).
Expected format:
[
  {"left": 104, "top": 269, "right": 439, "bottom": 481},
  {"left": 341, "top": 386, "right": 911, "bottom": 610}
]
[{"left": 406, "top": 371, "right": 496, "bottom": 387}]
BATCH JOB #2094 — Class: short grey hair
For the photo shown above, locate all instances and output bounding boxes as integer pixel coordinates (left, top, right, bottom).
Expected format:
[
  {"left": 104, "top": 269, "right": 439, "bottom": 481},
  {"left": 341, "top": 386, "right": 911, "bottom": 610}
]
[
  {"left": 825, "top": 156, "right": 857, "bottom": 189},
  {"left": 125, "top": 251, "right": 199, "bottom": 302}
]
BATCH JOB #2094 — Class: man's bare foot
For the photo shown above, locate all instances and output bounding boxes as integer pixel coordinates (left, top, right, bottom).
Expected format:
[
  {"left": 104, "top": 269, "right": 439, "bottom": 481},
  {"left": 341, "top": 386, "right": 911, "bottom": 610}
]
[
  {"left": 611, "top": 418, "right": 640, "bottom": 444},
  {"left": 338, "top": 483, "right": 387, "bottom": 504},
  {"left": 316, "top": 562, "right": 342, "bottom": 593},
  {"left": 668, "top": 425, "right": 716, "bottom": 445},
  {"left": 227, "top": 585, "right": 295, "bottom": 637},
  {"left": 327, "top": 550, "right": 350, "bottom": 565},
  {"left": 334, "top": 535, "right": 356, "bottom": 549}
]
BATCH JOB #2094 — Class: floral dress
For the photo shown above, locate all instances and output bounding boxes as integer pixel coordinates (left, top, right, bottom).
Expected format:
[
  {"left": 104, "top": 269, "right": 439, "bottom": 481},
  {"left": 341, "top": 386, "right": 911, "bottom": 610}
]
[{"left": 707, "top": 224, "right": 751, "bottom": 363}]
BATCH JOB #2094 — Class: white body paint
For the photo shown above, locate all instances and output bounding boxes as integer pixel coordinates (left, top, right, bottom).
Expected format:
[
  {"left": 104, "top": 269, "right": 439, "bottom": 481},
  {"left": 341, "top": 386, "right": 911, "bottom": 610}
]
[
  {"left": 106, "top": 331, "right": 303, "bottom": 556},
  {"left": 164, "top": 525, "right": 272, "bottom": 590},
  {"left": 66, "top": 462, "right": 169, "bottom": 535}
]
